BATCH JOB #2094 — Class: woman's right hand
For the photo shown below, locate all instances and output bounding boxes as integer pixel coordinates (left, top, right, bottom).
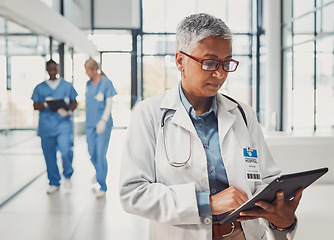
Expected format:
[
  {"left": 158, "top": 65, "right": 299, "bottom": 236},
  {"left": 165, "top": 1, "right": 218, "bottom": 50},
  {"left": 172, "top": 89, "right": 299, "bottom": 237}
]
[
  {"left": 96, "top": 120, "right": 107, "bottom": 133},
  {"left": 209, "top": 186, "right": 249, "bottom": 215}
]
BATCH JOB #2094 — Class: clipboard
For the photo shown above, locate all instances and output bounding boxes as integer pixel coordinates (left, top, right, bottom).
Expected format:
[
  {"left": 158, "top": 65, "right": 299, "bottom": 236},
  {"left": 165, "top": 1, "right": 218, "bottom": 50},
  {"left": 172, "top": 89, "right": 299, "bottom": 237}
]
[
  {"left": 220, "top": 167, "right": 329, "bottom": 224},
  {"left": 46, "top": 99, "right": 69, "bottom": 112}
]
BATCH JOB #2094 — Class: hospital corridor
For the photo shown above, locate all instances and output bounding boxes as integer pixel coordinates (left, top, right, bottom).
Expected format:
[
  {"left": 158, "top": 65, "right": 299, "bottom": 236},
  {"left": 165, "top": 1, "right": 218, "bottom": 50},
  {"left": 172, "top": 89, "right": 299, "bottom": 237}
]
[{"left": 1, "top": 0, "right": 334, "bottom": 240}]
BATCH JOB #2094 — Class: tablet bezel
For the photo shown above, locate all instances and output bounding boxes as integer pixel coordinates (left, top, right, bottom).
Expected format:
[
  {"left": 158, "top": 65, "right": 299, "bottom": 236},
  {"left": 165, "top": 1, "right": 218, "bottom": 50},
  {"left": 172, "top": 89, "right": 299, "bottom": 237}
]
[{"left": 219, "top": 167, "right": 329, "bottom": 224}]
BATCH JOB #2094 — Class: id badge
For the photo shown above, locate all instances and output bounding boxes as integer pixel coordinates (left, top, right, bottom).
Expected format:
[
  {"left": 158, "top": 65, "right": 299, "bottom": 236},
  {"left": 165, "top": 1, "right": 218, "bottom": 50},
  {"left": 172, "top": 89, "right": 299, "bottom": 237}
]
[{"left": 243, "top": 147, "right": 261, "bottom": 181}]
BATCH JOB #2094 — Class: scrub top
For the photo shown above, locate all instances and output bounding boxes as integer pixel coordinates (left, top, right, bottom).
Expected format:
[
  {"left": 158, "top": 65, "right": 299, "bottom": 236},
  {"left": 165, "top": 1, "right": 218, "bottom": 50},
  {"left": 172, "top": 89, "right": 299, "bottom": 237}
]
[
  {"left": 31, "top": 78, "right": 78, "bottom": 137},
  {"left": 85, "top": 75, "right": 117, "bottom": 128}
]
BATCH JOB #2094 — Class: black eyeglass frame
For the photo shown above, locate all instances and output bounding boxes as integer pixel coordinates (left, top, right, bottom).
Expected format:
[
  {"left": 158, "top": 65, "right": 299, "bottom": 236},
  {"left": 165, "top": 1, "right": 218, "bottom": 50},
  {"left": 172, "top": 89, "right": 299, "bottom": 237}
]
[{"left": 180, "top": 51, "right": 239, "bottom": 72}]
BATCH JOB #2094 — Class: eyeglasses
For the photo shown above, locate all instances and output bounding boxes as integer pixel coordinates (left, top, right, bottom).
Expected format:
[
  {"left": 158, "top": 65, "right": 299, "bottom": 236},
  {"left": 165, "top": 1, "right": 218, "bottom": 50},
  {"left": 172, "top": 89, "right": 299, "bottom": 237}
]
[{"left": 180, "top": 51, "right": 239, "bottom": 72}]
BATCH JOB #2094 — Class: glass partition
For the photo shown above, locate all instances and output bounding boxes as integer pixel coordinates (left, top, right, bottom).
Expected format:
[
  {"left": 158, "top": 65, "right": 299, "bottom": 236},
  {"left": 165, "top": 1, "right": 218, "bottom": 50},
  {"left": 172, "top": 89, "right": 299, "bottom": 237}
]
[
  {"left": 142, "top": 0, "right": 256, "bottom": 107},
  {"left": 282, "top": 0, "right": 334, "bottom": 133}
]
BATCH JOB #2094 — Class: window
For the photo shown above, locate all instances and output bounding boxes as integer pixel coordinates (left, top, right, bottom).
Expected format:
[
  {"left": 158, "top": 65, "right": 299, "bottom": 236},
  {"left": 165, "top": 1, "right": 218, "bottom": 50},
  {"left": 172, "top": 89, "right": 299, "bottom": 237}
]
[
  {"left": 142, "top": 0, "right": 257, "bottom": 107},
  {"left": 0, "top": 18, "right": 49, "bottom": 129},
  {"left": 282, "top": 0, "right": 334, "bottom": 132}
]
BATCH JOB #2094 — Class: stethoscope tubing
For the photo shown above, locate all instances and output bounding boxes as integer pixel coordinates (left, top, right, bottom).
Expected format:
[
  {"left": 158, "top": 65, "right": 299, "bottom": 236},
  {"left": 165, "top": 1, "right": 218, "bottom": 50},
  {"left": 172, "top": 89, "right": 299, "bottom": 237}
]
[{"left": 161, "top": 109, "right": 191, "bottom": 167}]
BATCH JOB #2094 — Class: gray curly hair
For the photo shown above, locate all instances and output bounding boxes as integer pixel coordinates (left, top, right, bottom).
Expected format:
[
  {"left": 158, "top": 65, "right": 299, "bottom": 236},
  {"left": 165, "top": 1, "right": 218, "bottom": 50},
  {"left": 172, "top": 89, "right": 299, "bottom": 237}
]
[{"left": 176, "top": 13, "right": 232, "bottom": 53}]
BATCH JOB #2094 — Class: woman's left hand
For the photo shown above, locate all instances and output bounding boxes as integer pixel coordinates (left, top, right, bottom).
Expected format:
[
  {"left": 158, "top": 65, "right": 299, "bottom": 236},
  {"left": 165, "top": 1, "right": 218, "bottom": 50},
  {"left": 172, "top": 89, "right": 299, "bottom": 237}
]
[{"left": 238, "top": 188, "right": 303, "bottom": 229}]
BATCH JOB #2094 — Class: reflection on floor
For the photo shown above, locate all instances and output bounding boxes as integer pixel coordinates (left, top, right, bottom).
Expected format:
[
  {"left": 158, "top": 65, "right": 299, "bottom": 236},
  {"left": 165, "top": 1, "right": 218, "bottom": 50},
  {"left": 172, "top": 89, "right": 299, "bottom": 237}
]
[
  {"left": 0, "top": 129, "right": 333, "bottom": 239},
  {"left": 0, "top": 130, "right": 45, "bottom": 205},
  {"left": 0, "top": 129, "right": 148, "bottom": 240}
]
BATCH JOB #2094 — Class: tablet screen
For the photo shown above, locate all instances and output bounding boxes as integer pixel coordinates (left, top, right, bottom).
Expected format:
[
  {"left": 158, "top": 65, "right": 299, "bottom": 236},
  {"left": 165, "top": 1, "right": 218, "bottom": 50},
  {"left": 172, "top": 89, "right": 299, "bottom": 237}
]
[
  {"left": 220, "top": 167, "right": 329, "bottom": 224},
  {"left": 46, "top": 99, "right": 69, "bottom": 112}
]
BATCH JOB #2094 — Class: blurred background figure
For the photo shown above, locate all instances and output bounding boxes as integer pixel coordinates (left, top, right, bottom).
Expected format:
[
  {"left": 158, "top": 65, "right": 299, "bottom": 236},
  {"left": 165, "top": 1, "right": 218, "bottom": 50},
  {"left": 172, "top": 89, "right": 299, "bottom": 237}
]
[
  {"left": 84, "top": 59, "right": 117, "bottom": 199},
  {"left": 31, "top": 59, "right": 78, "bottom": 194}
]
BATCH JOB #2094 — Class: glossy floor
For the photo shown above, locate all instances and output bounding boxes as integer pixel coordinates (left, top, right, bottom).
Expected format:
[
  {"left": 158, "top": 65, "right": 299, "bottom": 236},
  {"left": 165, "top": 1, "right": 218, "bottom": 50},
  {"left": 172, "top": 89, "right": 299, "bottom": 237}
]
[
  {"left": 0, "top": 129, "right": 149, "bottom": 240},
  {"left": 0, "top": 129, "right": 332, "bottom": 239}
]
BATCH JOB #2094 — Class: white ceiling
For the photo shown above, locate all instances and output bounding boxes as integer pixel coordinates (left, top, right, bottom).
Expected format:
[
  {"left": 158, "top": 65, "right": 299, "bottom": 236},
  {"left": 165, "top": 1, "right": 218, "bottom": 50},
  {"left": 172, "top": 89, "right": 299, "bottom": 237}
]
[{"left": 0, "top": 0, "right": 98, "bottom": 56}]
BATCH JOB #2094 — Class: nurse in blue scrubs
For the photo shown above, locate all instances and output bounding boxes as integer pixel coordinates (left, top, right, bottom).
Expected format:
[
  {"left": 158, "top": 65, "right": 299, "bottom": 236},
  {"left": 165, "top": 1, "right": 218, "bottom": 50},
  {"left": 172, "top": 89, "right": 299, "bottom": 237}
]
[
  {"left": 32, "top": 59, "right": 78, "bottom": 194},
  {"left": 84, "top": 59, "right": 117, "bottom": 199}
]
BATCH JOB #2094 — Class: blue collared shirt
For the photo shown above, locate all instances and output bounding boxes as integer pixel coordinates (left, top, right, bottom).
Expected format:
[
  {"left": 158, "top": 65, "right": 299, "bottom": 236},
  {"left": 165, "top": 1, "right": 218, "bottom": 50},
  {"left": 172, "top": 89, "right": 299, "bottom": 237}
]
[{"left": 179, "top": 84, "right": 229, "bottom": 219}]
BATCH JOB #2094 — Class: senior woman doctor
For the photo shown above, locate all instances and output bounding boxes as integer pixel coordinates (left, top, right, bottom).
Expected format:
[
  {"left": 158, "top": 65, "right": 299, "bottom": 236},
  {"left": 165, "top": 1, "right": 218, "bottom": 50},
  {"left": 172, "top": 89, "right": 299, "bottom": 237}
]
[{"left": 120, "top": 13, "right": 302, "bottom": 240}]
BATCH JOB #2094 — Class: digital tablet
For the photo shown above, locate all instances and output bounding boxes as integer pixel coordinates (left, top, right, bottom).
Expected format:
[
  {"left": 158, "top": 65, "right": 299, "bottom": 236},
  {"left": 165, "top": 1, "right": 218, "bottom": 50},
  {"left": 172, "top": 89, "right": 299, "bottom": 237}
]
[
  {"left": 220, "top": 167, "right": 329, "bottom": 224},
  {"left": 46, "top": 99, "right": 69, "bottom": 112}
]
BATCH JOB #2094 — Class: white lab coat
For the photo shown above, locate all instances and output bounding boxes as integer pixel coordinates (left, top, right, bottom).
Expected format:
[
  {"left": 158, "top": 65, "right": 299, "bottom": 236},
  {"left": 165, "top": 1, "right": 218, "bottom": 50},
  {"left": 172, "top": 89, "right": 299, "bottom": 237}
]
[{"left": 120, "top": 84, "right": 297, "bottom": 240}]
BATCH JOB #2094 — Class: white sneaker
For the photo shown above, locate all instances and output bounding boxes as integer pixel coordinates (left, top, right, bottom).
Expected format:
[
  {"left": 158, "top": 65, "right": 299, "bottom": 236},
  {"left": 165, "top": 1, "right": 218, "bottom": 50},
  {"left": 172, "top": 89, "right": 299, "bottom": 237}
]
[
  {"left": 47, "top": 185, "right": 59, "bottom": 194},
  {"left": 64, "top": 179, "right": 72, "bottom": 189},
  {"left": 92, "top": 174, "right": 97, "bottom": 184},
  {"left": 96, "top": 190, "right": 106, "bottom": 199}
]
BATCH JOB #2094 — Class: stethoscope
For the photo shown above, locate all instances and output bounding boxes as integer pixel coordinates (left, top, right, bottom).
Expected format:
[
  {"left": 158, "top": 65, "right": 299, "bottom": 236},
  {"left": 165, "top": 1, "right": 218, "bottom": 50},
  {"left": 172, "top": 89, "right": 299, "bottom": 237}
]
[{"left": 161, "top": 109, "right": 191, "bottom": 167}]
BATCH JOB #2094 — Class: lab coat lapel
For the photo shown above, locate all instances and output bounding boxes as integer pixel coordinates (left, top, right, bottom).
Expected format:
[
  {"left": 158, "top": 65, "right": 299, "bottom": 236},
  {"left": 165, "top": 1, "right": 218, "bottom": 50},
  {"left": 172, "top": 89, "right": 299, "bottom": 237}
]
[
  {"left": 171, "top": 107, "right": 197, "bottom": 135},
  {"left": 216, "top": 94, "right": 252, "bottom": 193},
  {"left": 160, "top": 83, "right": 197, "bottom": 135},
  {"left": 216, "top": 95, "right": 237, "bottom": 144},
  {"left": 217, "top": 94, "right": 252, "bottom": 148}
]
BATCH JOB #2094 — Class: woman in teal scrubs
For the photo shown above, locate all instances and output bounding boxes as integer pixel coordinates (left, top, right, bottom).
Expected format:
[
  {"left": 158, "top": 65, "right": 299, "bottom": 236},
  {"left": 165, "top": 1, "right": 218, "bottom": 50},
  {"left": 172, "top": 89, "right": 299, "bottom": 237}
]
[
  {"left": 32, "top": 59, "right": 77, "bottom": 194},
  {"left": 84, "top": 59, "right": 117, "bottom": 199}
]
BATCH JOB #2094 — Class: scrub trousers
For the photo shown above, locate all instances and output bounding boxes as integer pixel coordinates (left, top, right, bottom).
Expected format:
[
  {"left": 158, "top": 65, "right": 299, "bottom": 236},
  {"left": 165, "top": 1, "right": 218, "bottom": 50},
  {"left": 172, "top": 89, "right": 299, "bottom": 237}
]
[
  {"left": 41, "top": 132, "right": 74, "bottom": 186},
  {"left": 86, "top": 124, "right": 112, "bottom": 192}
]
